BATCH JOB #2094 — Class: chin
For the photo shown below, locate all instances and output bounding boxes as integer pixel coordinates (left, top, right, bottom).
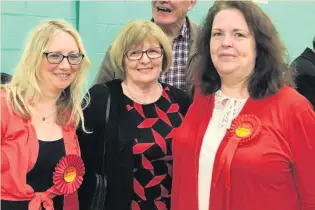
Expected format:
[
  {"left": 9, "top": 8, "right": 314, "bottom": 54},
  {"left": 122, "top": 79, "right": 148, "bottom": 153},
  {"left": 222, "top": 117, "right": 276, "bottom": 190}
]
[
  {"left": 216, "top": 64, "right": 238, "bottom": 74},
  {"left": 136, "top": 77, "right": 158, "bottom": 84},
  {"left": 154, "top": 15, "right": 176, "bottom": 25},
  {"left": 217, "top": 68, "right": 237, "bottom": 76},
  {"left": 54, "top": 77, "right": 76, "bottom": 89},
  {"left": 55, "top": 83, "right": 72, "bottom": 90}
]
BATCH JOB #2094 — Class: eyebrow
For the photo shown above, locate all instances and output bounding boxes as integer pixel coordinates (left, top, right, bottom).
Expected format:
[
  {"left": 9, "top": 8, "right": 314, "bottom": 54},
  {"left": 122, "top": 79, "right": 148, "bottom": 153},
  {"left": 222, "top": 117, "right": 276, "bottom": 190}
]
[
  {"left": 129, "top": 46, "right": 160, "bottom": 51},
  {"left": 212, "top": 28, "right": 250, "bottom": 33},
  {"left": 48, "top": 50, "right": 80, "bottom": 54}
]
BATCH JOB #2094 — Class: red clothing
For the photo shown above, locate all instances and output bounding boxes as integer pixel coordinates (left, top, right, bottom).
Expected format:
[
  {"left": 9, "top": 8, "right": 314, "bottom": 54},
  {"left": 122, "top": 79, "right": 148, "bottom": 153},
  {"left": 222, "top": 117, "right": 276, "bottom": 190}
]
[
  {"left": 1, "top": 92, "right": 81, "bottom": 210},
  {"left": 171, "top": 86, "right": 315, "bottom": 210}
]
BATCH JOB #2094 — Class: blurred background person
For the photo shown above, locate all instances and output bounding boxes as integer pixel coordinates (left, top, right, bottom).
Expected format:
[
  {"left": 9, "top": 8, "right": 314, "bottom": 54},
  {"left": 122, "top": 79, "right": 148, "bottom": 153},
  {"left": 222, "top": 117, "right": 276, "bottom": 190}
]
[
  {"left": 0, "top": 72, "right": 12, "bottom": 84},
  {"left": 291, "top": 36, "right": 315, "bottom": 109},
  {"left": 77, "top": 20, "right": 191, "bottom": 210},
  {"left": 171, "top": 1, "right": 315, "bottom": 210},
  {"left": 93, "top": 0, "right": 200, "bottom": 96},
  {"left": 1, "top": 19, "right": 91, "bottom": 210}
]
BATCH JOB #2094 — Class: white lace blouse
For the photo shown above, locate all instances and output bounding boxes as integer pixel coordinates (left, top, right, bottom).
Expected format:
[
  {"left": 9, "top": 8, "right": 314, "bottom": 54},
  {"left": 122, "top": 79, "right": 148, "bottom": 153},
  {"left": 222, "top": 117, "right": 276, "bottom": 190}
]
[{"left": 198, "top": 90, "right": 247, "bottom": 210}]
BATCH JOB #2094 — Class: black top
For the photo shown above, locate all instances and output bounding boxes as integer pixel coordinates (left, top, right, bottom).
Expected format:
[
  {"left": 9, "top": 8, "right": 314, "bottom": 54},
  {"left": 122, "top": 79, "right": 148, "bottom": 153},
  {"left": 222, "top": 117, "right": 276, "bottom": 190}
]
[
  {"left": 124, "top": 86, "right": 184, "bottom": 209},
  {"left": 77, "top": 79, "right": 192, "bottom": 210},
  {"left": 1, "top": 139, "right": 66, "bottom": 210}
]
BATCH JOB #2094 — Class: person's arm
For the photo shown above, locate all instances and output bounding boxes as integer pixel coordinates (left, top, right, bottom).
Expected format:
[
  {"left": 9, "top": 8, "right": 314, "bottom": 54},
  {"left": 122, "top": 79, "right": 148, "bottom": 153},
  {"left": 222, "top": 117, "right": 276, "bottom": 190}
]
[
  {"left": 1, "top": 97, "right": 10, "bottom": 172},
  {"left": 92, "top": 51, "right": 115, "bottom": 85},
  {"left": 186, "top": 53, "right": 206, "bottom": 99},
  {"left": 295, "top": 75, "right": 315, "bottom": 110},
  {"left": 76, "top": 84, "right": 109, "bottom": 209},
  {"left": 289, "top": 100, "right": 315, "bottom": 209}
]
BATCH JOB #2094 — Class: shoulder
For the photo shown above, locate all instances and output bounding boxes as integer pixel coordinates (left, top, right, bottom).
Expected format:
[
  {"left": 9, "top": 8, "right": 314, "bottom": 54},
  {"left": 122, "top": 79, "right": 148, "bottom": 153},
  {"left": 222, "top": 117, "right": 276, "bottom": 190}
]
[
  {"left": 1, "top": 90, "right": 12, "bottom": 115},
  {"left": 186, "top": 16, "right": 201, "bottom": 39},
  {"left": 277, "top": 86, "right": 306, "bottom": 100},
  {"left": 88, "top": 83, "right": 109, "bottom": 96},
  {"left": 84, "top": 79, "right": 122, "bottom": 114},
  {"left": 1, "top": 90, "right": 24, "bottom": 136},
  {"left": 84, "top": 84, "right": 110, "bottom": 114},
  {"left": 1, "top": 89, "right": 7, "bottom": 103},
  {"left": 296, "top": 74, "right": 315, "bottom": 84},
  {"left": 274, "top": 87, "right": 315, "bottom": 142},
  {"left": 292, "top": 56, "right": 313, "bottom": 67},
  {"left": 272, "top": 86, "right": 313, "bottom": 110},
  {"left": 81, "top": 84, "right": 110, "bottom": 129},
  {"left": 105, "top": 79, "right": 123, "bottom": 90},
  {"left": 193, "top": 87, "right": 213, "bottom": 101},
  {"left": 186, "top": 17, "right": 201, "bottom": 31},
  {"left": 291, "top": 56, "right": 315, "bottom": 76},
  {"left": 165, "top": 84, "right": 192, "bottom": 116},
  {"left": 166, "top": 84, "right": 190, "bottom": 102},
  {"left": 87, "top": 80, "right": 119, "bottom": 103}
]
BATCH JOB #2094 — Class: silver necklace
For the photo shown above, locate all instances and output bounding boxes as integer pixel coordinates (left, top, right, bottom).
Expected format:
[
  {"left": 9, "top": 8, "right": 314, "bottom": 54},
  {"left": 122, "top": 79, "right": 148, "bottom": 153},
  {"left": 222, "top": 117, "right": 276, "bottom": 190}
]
[{"left": 124, "top": 82, "right": 163, "bottom": 105}]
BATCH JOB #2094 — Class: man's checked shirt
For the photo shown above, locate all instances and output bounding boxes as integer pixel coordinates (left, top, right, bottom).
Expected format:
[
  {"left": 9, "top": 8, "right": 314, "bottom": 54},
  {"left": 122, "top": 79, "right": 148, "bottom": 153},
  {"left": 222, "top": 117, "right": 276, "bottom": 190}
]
[{"left": 160, "top": 19, "right": 190, "bottom": 91}]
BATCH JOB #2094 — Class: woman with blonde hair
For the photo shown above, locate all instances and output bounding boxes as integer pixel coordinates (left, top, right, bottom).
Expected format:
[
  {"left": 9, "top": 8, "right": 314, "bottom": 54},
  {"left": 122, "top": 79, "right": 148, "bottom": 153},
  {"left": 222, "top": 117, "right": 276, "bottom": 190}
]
[
  {"left": 77, "top": 20, "right": 191, "bottom": 210},
  {"left": 1, "top": 19, "right": 91, "bottom": 210}
]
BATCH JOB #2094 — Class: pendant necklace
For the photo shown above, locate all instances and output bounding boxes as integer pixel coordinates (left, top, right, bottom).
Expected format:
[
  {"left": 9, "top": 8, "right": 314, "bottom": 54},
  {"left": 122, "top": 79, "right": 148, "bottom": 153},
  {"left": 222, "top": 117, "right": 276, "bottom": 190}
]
[{"left": 37, "top": 109, "right": 57, "bottom": 123}]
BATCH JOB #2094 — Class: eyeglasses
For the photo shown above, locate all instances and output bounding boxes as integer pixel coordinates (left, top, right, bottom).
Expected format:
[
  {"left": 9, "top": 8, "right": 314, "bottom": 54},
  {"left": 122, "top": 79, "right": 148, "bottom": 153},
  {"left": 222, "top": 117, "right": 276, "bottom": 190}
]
[
  {"left": 43, "top": 52, "right": 84, "bottom": 65},
  {"left": 125, "top": 47, "right": 163, "bottom": 61}
]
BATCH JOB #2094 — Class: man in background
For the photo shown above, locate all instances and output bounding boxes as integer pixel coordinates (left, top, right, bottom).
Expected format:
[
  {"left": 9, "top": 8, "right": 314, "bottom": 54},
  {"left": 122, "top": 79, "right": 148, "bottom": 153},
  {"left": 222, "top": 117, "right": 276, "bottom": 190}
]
[
  {"left": 1, "top": 72, "right": 12, "bottom": 84},
  {"left": 291, "top": 36, "right": 315, "bottom": 109},
  {"left": 93, "top": 0, "right": 200, "bottom": 96}
]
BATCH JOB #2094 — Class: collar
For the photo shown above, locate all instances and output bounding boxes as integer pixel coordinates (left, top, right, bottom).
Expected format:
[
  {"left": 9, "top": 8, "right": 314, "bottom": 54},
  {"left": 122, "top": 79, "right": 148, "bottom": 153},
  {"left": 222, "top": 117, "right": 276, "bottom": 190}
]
[
  {"left": 214, "top": 90, "right": 248, "bottom": 129},
  {"left": 215, "top": 90, "right": 248, "bottom": 104},
  {"left": 178, "top": 17, "right": 189, "bottom": 39},
  {"left": 150, "top": 17, "right": 189, "bottom": 39}
]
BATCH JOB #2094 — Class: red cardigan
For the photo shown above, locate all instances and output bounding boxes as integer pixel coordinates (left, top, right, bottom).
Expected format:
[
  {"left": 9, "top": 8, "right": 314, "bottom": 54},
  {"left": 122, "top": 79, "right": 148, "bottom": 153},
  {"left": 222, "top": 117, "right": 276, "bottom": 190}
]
[
  {"left": 1, "top": 92, "right": 81, "bottom": 210},
  {"left": 171, "top": 86, "right": 315, "bottom": 210}
]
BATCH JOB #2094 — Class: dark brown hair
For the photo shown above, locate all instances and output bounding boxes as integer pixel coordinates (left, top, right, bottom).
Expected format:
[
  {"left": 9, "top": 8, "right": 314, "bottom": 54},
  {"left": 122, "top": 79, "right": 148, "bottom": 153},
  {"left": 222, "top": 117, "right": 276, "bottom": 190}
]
[
  {"left": 1, "top": 73, "right": 12, "bottom": 84},
  {"left": 196, "top": 1, "right": 294, "bottom": 99}
]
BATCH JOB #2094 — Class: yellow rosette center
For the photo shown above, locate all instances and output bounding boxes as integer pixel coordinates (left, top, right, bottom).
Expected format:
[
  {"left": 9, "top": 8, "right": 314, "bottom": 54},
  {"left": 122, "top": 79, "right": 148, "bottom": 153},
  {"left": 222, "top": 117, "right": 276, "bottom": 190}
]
[
  {"left": 64, "top": 166, "right": 77, "bottom": 183},
  {"left": 235, "top": 126, "right": 251, "bottom": 138}
]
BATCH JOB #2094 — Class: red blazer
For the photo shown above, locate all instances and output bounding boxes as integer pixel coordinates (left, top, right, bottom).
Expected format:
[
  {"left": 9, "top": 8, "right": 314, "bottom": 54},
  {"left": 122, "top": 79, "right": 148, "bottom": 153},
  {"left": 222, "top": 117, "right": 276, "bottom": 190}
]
[
  {"left": 171, "top": 86, "right": 315, "bottom": 210},
  {"left": 1, "top": 92, "right": 81, "bottom": 210}
]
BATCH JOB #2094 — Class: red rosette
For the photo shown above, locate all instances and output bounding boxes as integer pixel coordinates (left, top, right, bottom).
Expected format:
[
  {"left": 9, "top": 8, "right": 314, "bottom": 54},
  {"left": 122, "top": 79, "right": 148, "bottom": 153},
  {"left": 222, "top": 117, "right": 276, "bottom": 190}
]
[
  {"left": 53, "top": 154, "right": 85, "bottom": 195},
  {"left": 212, "top": 115, "right": 261, "bottom": 190}
]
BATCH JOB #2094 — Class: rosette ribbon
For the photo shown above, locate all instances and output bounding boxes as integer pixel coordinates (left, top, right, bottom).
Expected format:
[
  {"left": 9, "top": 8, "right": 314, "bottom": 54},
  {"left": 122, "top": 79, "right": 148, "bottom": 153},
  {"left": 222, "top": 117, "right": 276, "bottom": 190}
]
[
  {"left": 212, "top": 115, "right": 262, "bottom": 190},
  {"left": 29, "top": 154, "right": 85, "bottom": 210},
  {"left": 53, "top": 154, "right": 85, "bottom": 194}
]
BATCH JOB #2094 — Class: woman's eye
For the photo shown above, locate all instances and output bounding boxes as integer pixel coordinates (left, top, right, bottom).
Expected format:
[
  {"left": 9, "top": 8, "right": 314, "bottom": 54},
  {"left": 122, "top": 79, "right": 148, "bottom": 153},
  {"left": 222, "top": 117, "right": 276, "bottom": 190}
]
[
  {"left": 212, "top": 32, "right": 221, "bottom": 37},
  {"left": 236, "top": 33, "right": 245, "bottom": 38},
  {"left": 131, "top": 51, "right": 141, "bottom": 55}
]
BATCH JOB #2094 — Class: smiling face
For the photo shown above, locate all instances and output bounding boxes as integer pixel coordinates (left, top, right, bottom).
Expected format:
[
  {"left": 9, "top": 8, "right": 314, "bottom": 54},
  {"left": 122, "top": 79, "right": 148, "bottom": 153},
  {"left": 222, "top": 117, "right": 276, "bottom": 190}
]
[
  {"left": 123, "top": 38, "right": 163, "bottom": 85},
  {"left": 152, "top": 0, "right": 196, "bottom": 27},
  {"left": 40, "top": 31, "right": 81, "bottom": 93},
  {"left": 210, "top": 9, "right": 256, "bottom": 81}
]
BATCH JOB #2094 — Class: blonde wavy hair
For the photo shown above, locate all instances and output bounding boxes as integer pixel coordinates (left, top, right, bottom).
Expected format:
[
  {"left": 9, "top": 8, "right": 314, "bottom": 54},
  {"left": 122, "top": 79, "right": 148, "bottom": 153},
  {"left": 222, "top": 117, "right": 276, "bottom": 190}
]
[{"left": 2, "top": 19, "right": 91, "bottom": 131}]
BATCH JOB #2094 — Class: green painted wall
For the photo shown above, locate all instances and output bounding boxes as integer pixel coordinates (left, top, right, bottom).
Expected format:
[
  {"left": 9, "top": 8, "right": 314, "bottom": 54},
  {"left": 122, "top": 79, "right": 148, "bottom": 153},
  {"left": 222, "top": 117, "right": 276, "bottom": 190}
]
[
  {"left": 1, "top": 1, "right": 77, "bottom": 77},
  {"left": 1, "top": 1, "right": 315, "bottom": 86}
]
